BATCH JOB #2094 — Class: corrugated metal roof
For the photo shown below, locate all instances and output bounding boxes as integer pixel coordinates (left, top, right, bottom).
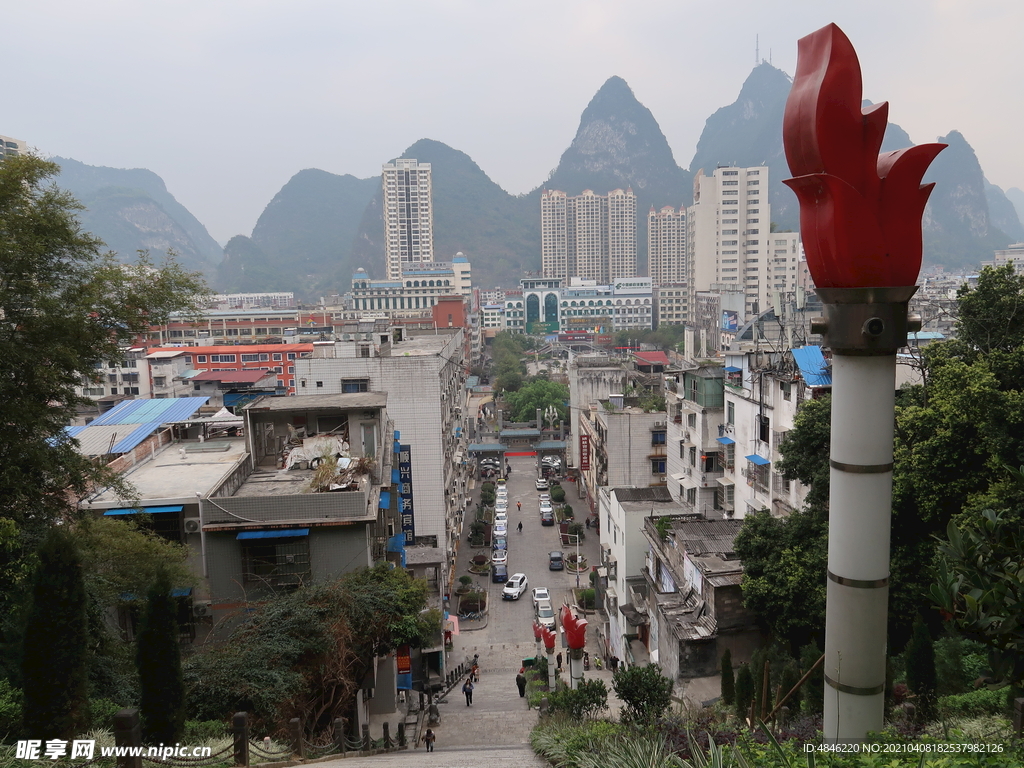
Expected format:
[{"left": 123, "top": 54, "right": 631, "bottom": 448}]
[
  {"left": 792, "top": 345, "right": 832, "bottom": 387},
  {"left": 612, "top": 487, "right": 673, "bottom": 503},
  {"left": 64, "top": 423, "right": 155, "bottom": 456},
  {"left": 192, "top": 370, "right": 272, "bottom": 383},
  {"left": 90, "top": 397, "right": 208, "bottom": 426}
]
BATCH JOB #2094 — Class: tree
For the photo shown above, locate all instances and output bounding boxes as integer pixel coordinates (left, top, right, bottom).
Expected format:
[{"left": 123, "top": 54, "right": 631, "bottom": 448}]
[
  {"left": 720, "top": 649, "right": 735, "bottom": 706},
  {"left": 0, "top": 156, "right": 208, "bottom": 537},
  {"left": 611, "top": 663, "right": 673, "bottom": 728},
  {"left": 798, "top": 644, "right": 823, "bottom": 715},
  {"left": 734, "top": 664, "right": 754, "bottom": 723},
  {"left": 953, "top": 263, "right": 1024, "bottom": 355},
  {"left": 137, "top": 569, "right": 185, "bottom": 745},
  {"left": 776, "top": 660, "right": 801, "bottom": 714},
  {"left": 503, "top": 379, "right": 569, "bottom": 423},
  {"left": 21, "top": 529, "right": 89, "bottom": 739},
  {"left": 776, "top": 394, "right": 832, "bottom": 510},
  {"left": 732, "top": 509, "right": 827, "bottom": 650},
  {"left": 904, "top": 615, "right": 937, "bottom": 720}
]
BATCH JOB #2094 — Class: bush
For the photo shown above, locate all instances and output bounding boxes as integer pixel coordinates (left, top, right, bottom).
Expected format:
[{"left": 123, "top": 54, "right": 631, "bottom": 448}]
[
  {"left": 183, "top": 719, "right": 229, "bottom": 742},
  {"left": 0, "top": 679, "right": 21, "bottom": 741},
  {"left": 938, "top": 687, "right": 1007, "bottom": 718},
  {"left": 578, "top": 589, "right": 596, "bottom": 610},
  {"left": 720, "top": 649, "right": 735, "bottom": 706},
  {"left": 612, "top": 663, "right": 673, "bottom": 727},
  {"left": 551, "top": 486, "right": 566, "bottom": 504},
  {"left": 89, "top": 698, "right": 123, "bottom": 732},
  {"left": 547, "top": 678, "right": 608, "bottom": 720},
  {"left": 735, "top": 664, "right": 753, "bottom": 722},
  {"left": 562, "top": 504, "right": 574, "bottom": 520}
]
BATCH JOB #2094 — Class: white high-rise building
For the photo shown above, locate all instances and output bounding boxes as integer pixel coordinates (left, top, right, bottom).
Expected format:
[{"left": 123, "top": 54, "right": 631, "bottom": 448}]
[
  {"left": 0, "top": 135, "right": 27, "bottom": 162},
  {"left": 541, "top": 188, "right": 637, "bottom": 283},
  {"left": 648, "top": 205, "right": 687, "bottom": 285},
  {"left": 688, "top": 167, "right": 799, "bottom": 321},
  {"left": 383, "top": 159, "right": 434, "bottom": 280}
]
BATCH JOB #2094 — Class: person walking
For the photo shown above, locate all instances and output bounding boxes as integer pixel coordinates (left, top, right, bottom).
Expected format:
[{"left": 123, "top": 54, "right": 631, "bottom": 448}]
[
  {"left": 517, "top": 500, "right": 522, "bottom": 512},
  {"left": 516, "top": 668, "right": 527, "bottom": 697},
  {"left": 556, "top": 652, "right": 563, "bottom": 671},
  {"left": 517, "top": 521, "right": 523, "bottom": 533},
  {"left": 424, "top": 729, "right": 436, "bottom": 752},
  {"left": 462, "top": 677, "right": 474, "bottom": 706}
]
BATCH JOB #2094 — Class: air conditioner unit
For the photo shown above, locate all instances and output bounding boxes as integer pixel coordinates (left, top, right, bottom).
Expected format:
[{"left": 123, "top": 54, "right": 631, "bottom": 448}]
[
  {"left": 192, "top": 602, "right": 212, "bottom": 618},
  {"left": 184, "top": 518, "right": 202, "bottom": 534}
]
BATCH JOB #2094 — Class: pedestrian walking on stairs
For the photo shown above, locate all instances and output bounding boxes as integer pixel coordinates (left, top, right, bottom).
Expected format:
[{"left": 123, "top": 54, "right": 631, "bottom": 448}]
[
  {"left": 516, "top": 668, "right": 527, "bottom": 697},
  {"left": 462, "top": 677, "right": 474, "bottom": 706}
]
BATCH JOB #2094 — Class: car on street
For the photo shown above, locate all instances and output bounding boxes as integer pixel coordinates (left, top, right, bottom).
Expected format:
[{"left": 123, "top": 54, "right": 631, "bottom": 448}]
[
  {"left": 535, "top": 478, "right": 549, "bottom": 491},
  {"left": 494, "top": 512, "right": 508, "bottom": 525},
  {"left": 494, "top": 522, "right": 508, "bottom": 536},
  {"left": 491, "top": 563, "right": 508, "bottom": 582},
  {"left": 495, "top": 502, "right": 508, "bottom": 514},
  {"left": 534, "top": 598, "right": 555, "bottom": 629},
  {"left": 493, "top": 536, "right": 508, "bottom": 551},
  {"left": 539, "top": 502, "right": 553, "bottom": 515},
  {"left": 496, "top": 477, "right": 507, "bottom": 486},
  {"left": 492, "top": 549, "right": 508, "bottom": 566},
  {"left": 548, "top": 551, "right": 564, "bottom": 570},
  {"left": 532, "top": 587, "right": 551, "bottom": 606},
  {"left": 538, "top": 493, "right": 551, "bottom": 503},
  {"left": 540, "top": 510, "right": 554, "bottom": 526},
  {"left": 502, "top": 572, "right": 529, "bottom": 600}
]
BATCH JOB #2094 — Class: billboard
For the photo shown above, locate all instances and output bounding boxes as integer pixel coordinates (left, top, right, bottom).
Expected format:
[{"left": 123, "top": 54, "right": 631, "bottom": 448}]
[
  {"left": 579, "top": 434, "right": 591, "bottom": 471},
  {"left": 722, "top": 310, "right": 739, "bottom": 332},
  {"left": 398, "top": 444, "right": 415, "bottom": 544}
]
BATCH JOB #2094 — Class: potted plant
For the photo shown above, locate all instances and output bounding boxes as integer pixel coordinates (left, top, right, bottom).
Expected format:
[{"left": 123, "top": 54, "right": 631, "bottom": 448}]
[{"left": 456, "top": 575, "right": 473, "bottom": 595}]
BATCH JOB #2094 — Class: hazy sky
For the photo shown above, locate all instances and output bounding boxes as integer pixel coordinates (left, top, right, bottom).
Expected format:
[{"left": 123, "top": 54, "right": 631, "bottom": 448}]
[{"left": 6, "top": 1, "right": 1022, "bottom": 245}]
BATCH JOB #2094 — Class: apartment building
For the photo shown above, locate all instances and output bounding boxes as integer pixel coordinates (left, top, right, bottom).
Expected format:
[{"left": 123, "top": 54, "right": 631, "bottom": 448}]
[
  {"left": 383, "top": 159, "right": 434, "bottom": 280},
  {"left": 0, "top": 134, "right": 26, "bottom": 161},
  {"left": 541, "top": 188, "right": 637, "bottom": 283},
  {"left": 648, "top": 205, "right": 687, "bottom": 285},
  {"left": 349, "top": 255, "right": 472, "bottom": 315},
  {"left": 149, "top": 343, "right": 314, "bottom": 395}
]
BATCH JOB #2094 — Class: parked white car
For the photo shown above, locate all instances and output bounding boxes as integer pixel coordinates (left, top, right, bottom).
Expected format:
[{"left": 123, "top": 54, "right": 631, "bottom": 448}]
[
  {"left": 539, "top": 502, "right": 553, "bottom": 515},
  {"left": 494, "top": 512, "right": 509, "bottom": 525},
  {"left": 502, "top": 572, "right": 529, "bottom": 600},
  {"left": 494, "top": 521, "right": 508, "bottom": 536},
  {"left": 491, "top": 549, "right": 508, "bottom": 565},
  {"left": 534, "top": 598, "right": 556, "bottom": 629},
  {"left": 532, "top": 587, "right": 551, "bottom": 606}
]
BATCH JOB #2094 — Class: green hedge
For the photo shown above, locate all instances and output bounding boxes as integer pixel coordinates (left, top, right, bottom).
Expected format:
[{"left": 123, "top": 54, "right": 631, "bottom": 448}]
[{"left": 938, "top": 687, "right": 1007, "bottom": 718}]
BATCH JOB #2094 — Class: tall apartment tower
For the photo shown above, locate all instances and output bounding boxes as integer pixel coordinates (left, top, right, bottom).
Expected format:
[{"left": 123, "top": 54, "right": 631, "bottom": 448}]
[
  {"left": 541, "top": 188, "right": 636, "bottom": 283},
  {"left": 0, "top": 135, "right": 27, "bottom": 162},
  {"left": 382, "top": 159, "right": 434, "bottom": 280},
  {"left": 687, "top": 167, "right": 800, "bottom": 321},
  {"left": 648, "top": 205, "right": 687, "bottom": 285}
]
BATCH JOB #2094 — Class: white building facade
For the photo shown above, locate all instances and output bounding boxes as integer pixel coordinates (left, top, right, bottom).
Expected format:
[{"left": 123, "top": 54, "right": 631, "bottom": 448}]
[
  {"left": 383, "top": 159, "right": 434, "bottom": 280},
  {"left": 648, "top": 205, "right": 687, "bottom": 285},
  {"left": 541, "top": 188, "right": 637, "bottom": 283}
]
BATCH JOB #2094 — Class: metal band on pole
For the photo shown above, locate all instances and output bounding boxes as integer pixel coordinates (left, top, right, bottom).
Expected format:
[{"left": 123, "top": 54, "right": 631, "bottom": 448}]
[
  {"left": 824, "top": 674, "right": 885, "bottom": 697},
  {"left": 827, "top": 570, "right": 888, "bottom": 589},
  {"left": 829, "top": 460, "right": 893, "bottom": 474}
]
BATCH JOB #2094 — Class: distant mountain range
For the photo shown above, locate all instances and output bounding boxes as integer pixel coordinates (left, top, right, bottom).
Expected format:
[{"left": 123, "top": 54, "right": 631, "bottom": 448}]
[{"left": 53, "top": 63, "right": 1023, "bottom": 297}]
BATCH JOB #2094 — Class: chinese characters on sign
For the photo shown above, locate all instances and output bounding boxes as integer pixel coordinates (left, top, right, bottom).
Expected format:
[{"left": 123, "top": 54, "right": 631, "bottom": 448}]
[
  {"left": 398, "top": 444, "right": 415, "bottom": 544},
  {"left": 579, "top": 434, "right": 590, "bottom": 471}
]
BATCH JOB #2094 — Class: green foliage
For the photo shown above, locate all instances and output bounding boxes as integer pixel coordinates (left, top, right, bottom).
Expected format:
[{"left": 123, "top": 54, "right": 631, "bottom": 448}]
[
  {"left": 931, "top": 509, "right": 1024, "bottom": 687},
  {"left": 938, "top": 687, "right": 1007, "bottom": 719},
  {"left": 492, "top": 332, "right": 529, "bottom": 395},
  {"left": 551, "top": 485, "right": 567, "bottom": 503},
  {"left": 906, "top": 616, "right": 938, "bottom": 720},
  {"left": 530, "top": 718, "right": 624, "bottom": 767},
  {"left": 578, "top": 589, "right": 596, "bottom": 610},
  {"left": 776, "top": 394, "right": 832, "bottom": 510},
  {"left": 547, "top": 677, "right": 609, "bottom": 720},
  {"left": 734, "top": 664, "right": 753, "bottom": 722},
  {"left": 798, "top": 644, "right": 823, "bottom": 715},
  {"left": 612, "top": 663, "right": 674, "bottom": 728},
  {"left": 182, "top": 719, "right": 229, "bottom": 743},
  {"left": 0, "top": 156, "right": 207, "bottom": 539},
  {"left": 934, "top": 635, "right": 990, "bottom": 696},
  {"left": 655, "top": 516, "right": 672, "bottom": 541},
  {"left": 504, "top": 379, "right": 569, "bottom": 423},
  {"left": 776, "top": 660, "right": 800, "bottom": 714},
  {"left": 184, "top": 565, "right": 433, "bottom": 731},
  {"left": 137, "top": 569, "right": 185, "bottom": 745},
  {"left": 732, "top": 509, "right": 827, "bottom": 649},
  {"left": 459, "top": 575, "right": 473, "bottom": 587},
  {"left": 22, "top": 529, "right": 90, "bottom": 739},
  {"left": 954, "top": 264, "right": 1024, "bottom": 354},
  {"left": 0, "top": 678, "right": 22, "bottom": 740},
  {"left": 720, "top": 649, "right": 735, "bottom": 706},
  {"left": 88, "top": 698, "right": 123, "bottom": 732}
]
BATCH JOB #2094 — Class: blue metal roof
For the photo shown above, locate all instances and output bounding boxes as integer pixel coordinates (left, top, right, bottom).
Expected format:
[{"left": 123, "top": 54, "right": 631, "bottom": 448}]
[
  {"left": 716, "top": 436, "right": 735, "bottom": 445},
  {"left": 792, "top": 346, "right": 832, "bottom": 388},
  {"left": 909, "top": 331, "right": 945, "bottom": 341},
  {"left": 724, "top": 366, "right": 742, "bottom": 373},
  {"left": 746, "top": 454, "right": 770, "bottom": 466},
  {"left": 90, "top": 397, "right": 209, "bottom": 426},
  {"left": 104, "top": 505, "right": 183, "bottom": 515}
]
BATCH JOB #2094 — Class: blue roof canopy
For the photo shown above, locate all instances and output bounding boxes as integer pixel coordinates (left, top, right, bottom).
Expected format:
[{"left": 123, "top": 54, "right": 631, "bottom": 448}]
[
  {"left": 745, "top": 454, "right": 770, "bottom": 466},
  {"left": 105, "top": 505, "right": 183, "bottom": 515},
  {"left": 716, "top": 437, "right": 735, "bottom": 445},
  {"left": 724, "top": 366, "right": 742, "bottom": 373},
  {"left": 236, "top": 528, "right": 309, "bottom": 540},
  {"left": 792, "top": 346, "right": 832, "bottom": 387}
]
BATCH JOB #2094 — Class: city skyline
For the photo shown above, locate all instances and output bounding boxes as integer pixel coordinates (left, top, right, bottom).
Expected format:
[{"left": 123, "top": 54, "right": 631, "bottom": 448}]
[{"left": 3, "top": 2, "right": 1022, "bottom": 245}]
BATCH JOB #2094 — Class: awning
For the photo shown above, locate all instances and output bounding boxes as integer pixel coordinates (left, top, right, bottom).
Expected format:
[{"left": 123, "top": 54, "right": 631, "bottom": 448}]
[
  {"left": 379, "top": 491, "right": 391, "bottom": 509},
  {"left": 671, "top": 473, "right": 687, "bottom": 481},
  {"left": 236, "top": 528, "right": 309, "bottom": 540},
  {"left": 716, "top": 477, "right": 735, "bottom": 486},
  {"left": 745, "top": 454, "right": 770, "bottom": 466},
  {"left": 716, "top": 436, "right": 735, "bottom": 445},
  {"left": 105, "top": 505, "right": 184, "bottom": 515},
  {"left": 724, "top": 366, "right": 742, "bottom": 373},
  {"left": 444, "top": 615, "right": 460, "bottom": 636}
]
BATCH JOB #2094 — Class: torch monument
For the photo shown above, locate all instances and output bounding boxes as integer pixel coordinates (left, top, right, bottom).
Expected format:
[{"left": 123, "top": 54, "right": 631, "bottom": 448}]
[{"left": 782, "top": 23, "right": 944, "bottom": 741}]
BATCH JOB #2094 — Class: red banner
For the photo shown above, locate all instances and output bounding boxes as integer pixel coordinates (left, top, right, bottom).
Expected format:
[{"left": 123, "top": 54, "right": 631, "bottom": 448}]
[
  {"left": 396, "top": 644, "right": 411, "bottom": 674},
  {"left": 579, "top": 434, "right": 591, "bottom": 471}
]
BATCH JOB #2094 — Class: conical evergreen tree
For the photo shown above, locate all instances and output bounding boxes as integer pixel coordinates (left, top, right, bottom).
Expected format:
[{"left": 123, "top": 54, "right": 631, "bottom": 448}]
[
  {"left": 799, "top": 644, "right": 824, "bottom": 715},
  {"left": 720, "top": 649, "right": 735, "bottom": 706},
  {"left": 735, "top": 664, "right": 754, "bottom": 724},
  {"left": 777, "top": 660, "right": 801, "bottom": 713},
  {"left": 22, "top": 529, "right": 89, "bottom": 739},
  {"left": 136, "top": 569, "right": 185, "bottom": 744}
]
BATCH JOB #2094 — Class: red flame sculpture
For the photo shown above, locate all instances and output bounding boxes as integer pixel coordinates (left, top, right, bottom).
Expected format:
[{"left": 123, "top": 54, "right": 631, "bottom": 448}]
[
  {"left": 533, "top": 622, "right": 542, "bottom": 641},
  {"left": 542, "top": 626, "right": 557, "bottom": 651},
  {"left": 560, "top": 605, "right": 588, "bottom": 650},
  {"left": 783, "top": 23, "right": 945, "bottom": 288}
]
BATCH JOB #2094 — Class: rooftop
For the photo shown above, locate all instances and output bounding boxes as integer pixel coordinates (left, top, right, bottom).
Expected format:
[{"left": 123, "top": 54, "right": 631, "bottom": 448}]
[
  {"left": 243, "top": 392, "right": 388, "bottom": 412},
  {"left": 192, "top": 370, "right": 276, "bottom": 384}
]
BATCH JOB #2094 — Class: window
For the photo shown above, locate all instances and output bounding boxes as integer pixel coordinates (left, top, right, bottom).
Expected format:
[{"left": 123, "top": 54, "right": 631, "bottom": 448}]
[
  {"left": 689, "top": 446, "right": 697, "bottom": 467},
  {"left": 651, "top": 431, "right": 666, "bottom": 446},
  {"left": 241, "top": 536, "right": 310, "bottom": 587},
  {"left": 197, "top": 355, "right": 208, "bottom": 363},
  {"left": 679, "top": 440, "right": 686, "bottom": 458},
  {"left": 287, "top": 353, "right": 297, "bottom": 360},
  {"left": 686, "top": 487, "right": 697, "bottom": 505},
  {"left": 241, "top": 354, "right": 259, "bottom": 362},
  {"left": 651, "top": 459, "right": 666, "bottom": 475},
  {"left": 687, "top": 413, "right": 696, "bottom": 428},
  {"left": 259, "top": 354, "right": 269, "bottom": 362},
  {"left": 727, "top": 402, "right": 735, "bottom": 425},
  {"left": 757, "top": 414, "right": 770, "bottom": 444},
  {"left": 702, "top": 451, "right": 719, "bottom": 473},
  {"left": 747, "top": 460, "right": 770, "bottom": 494},
  {"left": 272, "top": 353, "right": 283, "bottom": 361},
  {"left": 716, "top": 483, "right": 735, "bottom": 510},
  {"left": 724, "top": 443, "right": 735, "bottom": 469},
  {"left": 781, "top": 380, "right": 792, "bottom": 401},
  {"left": 316, "top": 381, "right": 323, "bottom": 388},
  {"left": 153, "top": 377, "right": 166, "bottom": 388},
  {"left": 358, "top": 345, "right": 371, "bottom": 358},
  {"left": 342, "top": 379, "right": 369, "bottom": 393}
]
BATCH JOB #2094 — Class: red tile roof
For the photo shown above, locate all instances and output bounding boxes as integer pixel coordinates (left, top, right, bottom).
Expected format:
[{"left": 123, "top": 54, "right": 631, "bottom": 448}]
[{"left": 633, "top": 351, "right": 670, "bottom": 365}]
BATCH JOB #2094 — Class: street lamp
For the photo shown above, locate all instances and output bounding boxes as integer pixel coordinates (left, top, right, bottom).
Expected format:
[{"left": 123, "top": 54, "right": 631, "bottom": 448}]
[{"left": 782, "top": 23, "right": 944, "bottom": 743}]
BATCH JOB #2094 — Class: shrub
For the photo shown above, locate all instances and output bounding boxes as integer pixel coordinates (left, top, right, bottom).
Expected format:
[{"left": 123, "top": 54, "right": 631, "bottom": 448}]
[
  {"left": 551, "top": 486, "right": 566, "bottom": 503},
  {"left": 735, "top": 664, "right": 754, "bottom": 722},
  {"left": 905, "top": 616, "right": 937, "bottom": 721},
  {"left": 938, "top": 687, "right": 1007, "bottom": 718},
  {"left": 0, "top": 679, "right": 21, "bottom": 740},
  {"left": 720, "top": 649, "right": 735, "bottom": 706},
  {"left": 612, "top": 663, "right": 673, "bottom": 727},
  {"left": 547, "top": 678, "right": 608, "bottom": 720},
  {"left": 183, "top": 719, "right": 229, "bottom": 742},
  {"left": 459, "top": 575, "right": 473, "bottom": 587},
  {"left": 562, "top": 504, "right": 574, "bottom": 520},
  {"left": 798, "top": 644, "right": 823, "bottom": 715},
  {"left": 578, "top": 589, "right": 596, "bottom": 610},
  {"left": 89, "top": 698, "right": 123, "bottom": 732}
]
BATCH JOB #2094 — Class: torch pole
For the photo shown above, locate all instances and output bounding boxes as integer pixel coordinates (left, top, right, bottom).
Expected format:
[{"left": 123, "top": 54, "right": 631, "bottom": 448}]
[{"left": 815, "top": 286, "right": 918, "bottom": 743}]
